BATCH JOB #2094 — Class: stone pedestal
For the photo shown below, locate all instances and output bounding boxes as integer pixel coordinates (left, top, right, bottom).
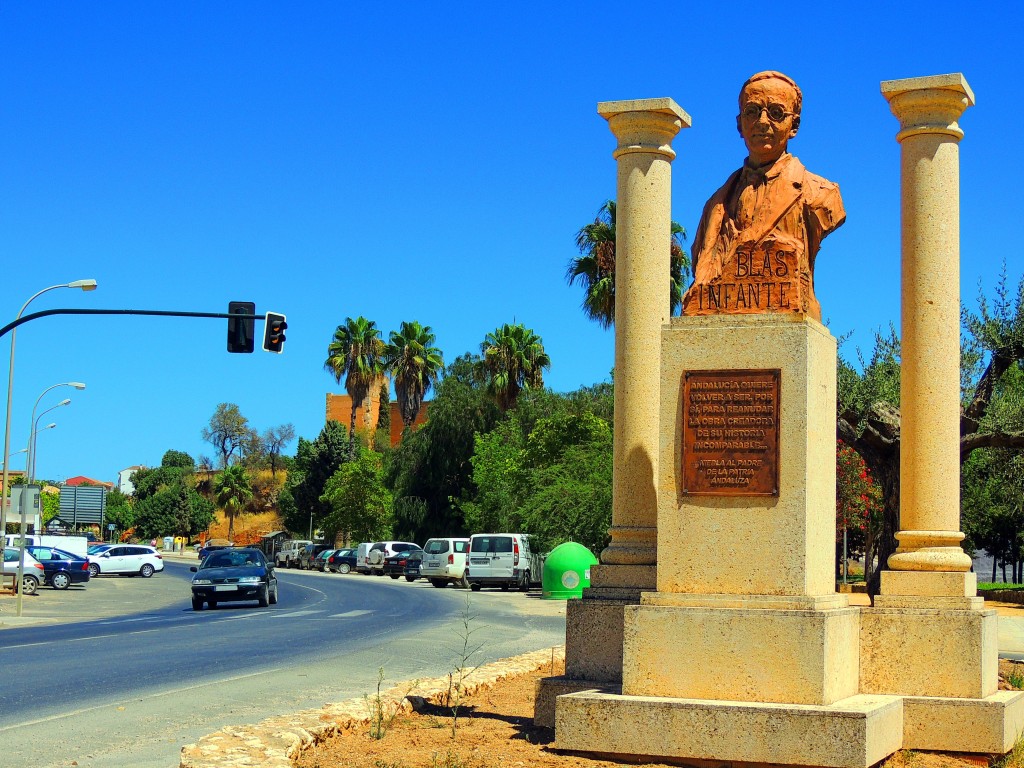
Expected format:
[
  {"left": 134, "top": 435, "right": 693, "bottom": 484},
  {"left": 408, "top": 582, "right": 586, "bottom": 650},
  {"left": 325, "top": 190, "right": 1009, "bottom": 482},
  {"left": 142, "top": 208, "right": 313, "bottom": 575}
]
[{"left": 556, "top": 317, "right": 903, "bottom": 767}]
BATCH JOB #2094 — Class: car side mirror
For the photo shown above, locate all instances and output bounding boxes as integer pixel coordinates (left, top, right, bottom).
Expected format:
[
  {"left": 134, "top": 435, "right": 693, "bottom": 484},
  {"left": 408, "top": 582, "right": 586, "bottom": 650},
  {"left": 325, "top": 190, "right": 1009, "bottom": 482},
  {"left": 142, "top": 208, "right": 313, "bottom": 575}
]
[
  {"left": 190, "top": 566, "right": 198, "bottom": 572},
  {"left": 101, "top": 553, "right": 110, "bottom": 558}
]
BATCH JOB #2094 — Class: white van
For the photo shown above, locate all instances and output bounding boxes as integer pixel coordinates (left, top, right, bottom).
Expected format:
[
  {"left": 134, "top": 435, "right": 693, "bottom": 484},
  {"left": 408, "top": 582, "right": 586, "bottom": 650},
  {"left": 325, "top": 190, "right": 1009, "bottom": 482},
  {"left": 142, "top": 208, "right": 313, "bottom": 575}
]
[
  {"left": 465, "top": 533, "right": 540, "bottom": 592},
  {"left": 5, "top": 534, "right": 89, "bottom": 558},
  {"left": 366, "top": 541, "right": 419, "bottom": 575},
  {"left": 275, "top": 539, "right": 312, "bottom": 568},
  {"left": 355, "top": 542, "right": 374, "bottom": 573},
  {"left": 419, "top": 537, "right": 470, "bottom": 588}
]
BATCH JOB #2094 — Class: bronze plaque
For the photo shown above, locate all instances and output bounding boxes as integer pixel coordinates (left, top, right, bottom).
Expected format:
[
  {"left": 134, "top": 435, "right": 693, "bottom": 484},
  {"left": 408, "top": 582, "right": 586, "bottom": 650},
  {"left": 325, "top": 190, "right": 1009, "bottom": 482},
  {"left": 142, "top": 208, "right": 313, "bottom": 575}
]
[{"left": 682, "top": 369, "right": 780, "bottom": 496}]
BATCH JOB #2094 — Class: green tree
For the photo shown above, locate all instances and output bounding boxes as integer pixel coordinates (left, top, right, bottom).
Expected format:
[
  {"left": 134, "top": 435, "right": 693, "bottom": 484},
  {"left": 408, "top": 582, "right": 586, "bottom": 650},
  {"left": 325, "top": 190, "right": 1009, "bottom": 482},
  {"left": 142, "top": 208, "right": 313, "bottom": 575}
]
[
  {"left": 384, "top": 320, "right": 444, "bottom": 430},
  {"left": 387, "top": 354, "right": 502, "bottom": 541},
  {"left": 325, "top": 316, "right": 385, "bottom": 457},
  {"left": 214, "top": 464, "right": 253, "bottom": 542},
  {"left": 201, "top": 403, "right": 252, "bottom": 468},
  {"left": 566, "top": 200, "right": 689, "bottom": 328},
  {"left": 282, "top": 422, "right": 350, "bottom": 536},
  {"left": 839, "top": 269, "right": 1024, "bottom": 595},
  {"left": 321, "top": 447, "right": 393, "bottom": 544},
  {"left": 132, "top": 453, "right": 213, "bottom": 540},
  {"left": 462, "top": 418, "right": 528, "bottom": 534},
  {"left": 519, "top": 439, "right": 612, "bottom": 554},
  {"left": 480, "top": 323, "right": 551, "bottom": 412},
  {"left": 103, "top": 488, "right": 135, "bottom": 534}
]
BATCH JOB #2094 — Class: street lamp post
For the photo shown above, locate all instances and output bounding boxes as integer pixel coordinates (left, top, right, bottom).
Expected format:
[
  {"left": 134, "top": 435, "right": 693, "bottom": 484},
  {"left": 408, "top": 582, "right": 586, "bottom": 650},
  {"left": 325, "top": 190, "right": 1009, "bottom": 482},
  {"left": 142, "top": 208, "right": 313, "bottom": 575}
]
[
  {"left": 27, "top": 383, "right": 85, "bottom": 484},
  {"left": 1, "top": 281, "right": 96, "bottom": 539},
  {"left": 15, "top": 422, "right": 55, "bottom": 616}
]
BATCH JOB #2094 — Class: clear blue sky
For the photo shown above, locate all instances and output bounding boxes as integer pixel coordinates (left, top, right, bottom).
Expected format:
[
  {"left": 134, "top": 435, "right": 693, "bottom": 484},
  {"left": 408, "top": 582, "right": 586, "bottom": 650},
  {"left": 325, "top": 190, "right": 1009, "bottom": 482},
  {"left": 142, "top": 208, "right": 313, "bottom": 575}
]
[{"left": 0, "top": 1, "right": 1017, "bottom": 484}]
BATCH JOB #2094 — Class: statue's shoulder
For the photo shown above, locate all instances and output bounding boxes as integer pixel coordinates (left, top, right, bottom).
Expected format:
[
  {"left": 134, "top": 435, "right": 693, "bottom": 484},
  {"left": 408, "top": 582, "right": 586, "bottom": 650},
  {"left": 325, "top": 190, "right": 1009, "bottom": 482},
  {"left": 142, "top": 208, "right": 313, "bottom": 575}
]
[
  {"left": 700, "top": 168, "right": 743, "bottom": 214},
  {"left": 790, "top": 157, "right": 840, "bottom": 196}
]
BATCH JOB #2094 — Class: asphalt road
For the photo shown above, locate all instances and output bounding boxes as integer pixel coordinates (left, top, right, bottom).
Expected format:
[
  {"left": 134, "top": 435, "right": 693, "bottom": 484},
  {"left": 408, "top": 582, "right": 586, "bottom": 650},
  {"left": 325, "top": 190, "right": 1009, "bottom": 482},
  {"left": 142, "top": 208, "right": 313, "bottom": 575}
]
[{"left": 0, "top": 558, "right": 567, "bottom": 768}]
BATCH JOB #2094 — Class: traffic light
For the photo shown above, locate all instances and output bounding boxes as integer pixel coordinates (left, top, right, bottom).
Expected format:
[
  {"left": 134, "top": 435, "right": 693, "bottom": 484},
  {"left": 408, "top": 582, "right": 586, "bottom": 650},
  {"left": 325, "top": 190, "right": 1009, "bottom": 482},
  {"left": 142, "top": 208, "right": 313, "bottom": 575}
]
[
  {"left": 227, "top": 301, "right": 255, "bottom": 353},
  {"left": 263, "top": 312, "right": 287, "bottom": 353}
]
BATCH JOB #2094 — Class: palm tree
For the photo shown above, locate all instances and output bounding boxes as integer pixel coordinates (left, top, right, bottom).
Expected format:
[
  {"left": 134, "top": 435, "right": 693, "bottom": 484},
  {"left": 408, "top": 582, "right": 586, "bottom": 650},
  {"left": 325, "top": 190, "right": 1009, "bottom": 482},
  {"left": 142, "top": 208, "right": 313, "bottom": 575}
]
[
  {"left": 566, "top": 200, "right": 689, "bottom": 328},
  {"left": 480, "top": 323, "right": 551, "bottom": 411},
  {"left": 325, "top": 316, "right": 385, "bottom": 456},
  {"left": 384, "top": 320, "right": 444, "bottom": 430},
  {"left": 214, "top": 464, "right": 253, "bottom": 542}
]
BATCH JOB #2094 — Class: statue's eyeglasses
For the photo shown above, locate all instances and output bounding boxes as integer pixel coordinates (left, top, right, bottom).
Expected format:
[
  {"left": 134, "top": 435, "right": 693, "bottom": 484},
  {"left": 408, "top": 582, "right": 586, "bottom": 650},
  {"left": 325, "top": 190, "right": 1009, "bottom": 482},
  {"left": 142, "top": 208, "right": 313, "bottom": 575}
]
[{"left": 741, "top": 103, "right": 793, "bottom": 123}]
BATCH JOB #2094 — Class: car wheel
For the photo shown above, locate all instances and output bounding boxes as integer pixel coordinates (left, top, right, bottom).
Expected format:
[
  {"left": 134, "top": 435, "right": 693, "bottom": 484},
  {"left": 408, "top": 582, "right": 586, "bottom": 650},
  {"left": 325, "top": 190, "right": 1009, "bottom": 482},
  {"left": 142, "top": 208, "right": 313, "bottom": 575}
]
[
  {"left": 470, "top": 582, "right": 481, "bottom": 592},
  {"left": 20, "top": 575, "right": 39, "bottom": 596},
  {"left": 389, "top": 573, "right": 400, "bottom": 580},
  {"left": 208, "top": 600, "right": 217, "bottom": 609},
  {"left": 500, "top": 583, "right": 510, "bottom": 591},
  {"left": 87, "top": 563, "right": 100, "bottom": 578},
  {"left": 258, "top": 585, "right": 270, "bottom": 608},
  {"left": 191, "top": 596, "right": 204, "bottom": 611},
  {"left": 405, "top": 575, "right": 417, "bottom": 582},
  {"left": 51, "top": 571, "right": 71, "bottom": 590},
  {"left": 339, "top": 563, "right": 351, "bottom": 574},
  {"left": 430, "top": 579, "right": 446, "bottom": 588},
  {"left": 518, "top": 571, "right": 530, "bottom": 592},
  {"left": 269, "top": 583, "right": 278, "bottom": 604},
  {"left": 140, "top": 563, "right": 155, "bottom": 578}
]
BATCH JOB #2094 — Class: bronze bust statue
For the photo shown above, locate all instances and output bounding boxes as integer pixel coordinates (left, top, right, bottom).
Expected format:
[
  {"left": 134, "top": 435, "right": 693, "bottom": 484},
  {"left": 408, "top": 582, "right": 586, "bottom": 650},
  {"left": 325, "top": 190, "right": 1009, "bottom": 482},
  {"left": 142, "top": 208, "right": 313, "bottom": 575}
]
[{"left": 681, "top": 71, "right": 846, "bottom": 321}]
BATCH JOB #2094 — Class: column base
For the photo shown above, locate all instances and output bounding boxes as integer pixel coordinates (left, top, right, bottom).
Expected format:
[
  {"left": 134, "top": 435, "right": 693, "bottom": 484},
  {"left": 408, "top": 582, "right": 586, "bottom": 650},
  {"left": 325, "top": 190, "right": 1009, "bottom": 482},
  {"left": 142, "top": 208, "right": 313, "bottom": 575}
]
[
  {"left": 889, "top": 531, "right": 973, "bottom": 572},
  {"left": 599, "top": 526, "right": 656, "bottom": 565},
  {"left": 555, "top": 689, "right": 903, "bottom": 768}
]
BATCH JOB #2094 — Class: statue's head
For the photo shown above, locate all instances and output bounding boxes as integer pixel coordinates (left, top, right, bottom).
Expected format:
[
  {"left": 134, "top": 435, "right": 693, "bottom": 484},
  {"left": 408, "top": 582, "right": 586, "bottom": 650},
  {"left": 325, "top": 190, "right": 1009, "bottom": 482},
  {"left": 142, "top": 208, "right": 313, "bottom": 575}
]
[{"left": 736, "top": 71, "right": 802, "bottom": 166}]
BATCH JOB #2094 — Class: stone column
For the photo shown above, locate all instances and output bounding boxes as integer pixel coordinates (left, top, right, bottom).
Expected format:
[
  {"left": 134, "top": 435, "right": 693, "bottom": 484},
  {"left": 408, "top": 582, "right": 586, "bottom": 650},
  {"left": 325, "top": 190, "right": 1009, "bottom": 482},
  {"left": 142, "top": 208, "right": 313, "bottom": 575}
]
[
  {"left": 597, "top": 98, "right": 690, "bottom": 566},
  {"left": 881, "top": 74, "right": 974, "bottom": 577}
]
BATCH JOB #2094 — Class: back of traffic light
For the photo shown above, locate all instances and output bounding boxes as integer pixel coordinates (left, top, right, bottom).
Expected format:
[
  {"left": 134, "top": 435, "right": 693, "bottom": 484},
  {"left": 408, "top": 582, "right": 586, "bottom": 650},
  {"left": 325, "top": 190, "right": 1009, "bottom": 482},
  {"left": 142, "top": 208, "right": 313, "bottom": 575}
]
[{"left": 227, "top": 301, "right": 256, "bottom": 353}]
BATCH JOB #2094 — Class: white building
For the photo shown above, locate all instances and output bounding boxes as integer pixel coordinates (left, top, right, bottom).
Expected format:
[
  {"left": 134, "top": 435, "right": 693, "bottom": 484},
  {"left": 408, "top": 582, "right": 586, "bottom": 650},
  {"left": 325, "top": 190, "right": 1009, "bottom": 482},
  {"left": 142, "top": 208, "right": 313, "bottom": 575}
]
[{"left": 117, "top": 465, "right": 146, "bottom": 495}]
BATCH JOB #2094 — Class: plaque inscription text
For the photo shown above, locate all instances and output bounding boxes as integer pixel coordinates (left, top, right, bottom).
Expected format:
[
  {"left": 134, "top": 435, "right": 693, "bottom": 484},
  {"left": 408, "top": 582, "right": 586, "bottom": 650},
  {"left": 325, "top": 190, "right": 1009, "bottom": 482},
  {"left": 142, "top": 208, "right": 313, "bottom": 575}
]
[{"left": 682, "top": 369, "right": 780, "bottom": 496}]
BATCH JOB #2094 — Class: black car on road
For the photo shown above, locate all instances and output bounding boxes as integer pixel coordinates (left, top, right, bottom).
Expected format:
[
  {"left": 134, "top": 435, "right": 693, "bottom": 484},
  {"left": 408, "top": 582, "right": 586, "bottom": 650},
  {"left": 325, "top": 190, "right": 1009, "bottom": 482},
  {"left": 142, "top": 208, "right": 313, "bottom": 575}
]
[
  {"left": 189, "top": 547, "right": 278, "bottom": 610},
  {"left": 25, "top": 545, "right": 91, "bottom": 590}
]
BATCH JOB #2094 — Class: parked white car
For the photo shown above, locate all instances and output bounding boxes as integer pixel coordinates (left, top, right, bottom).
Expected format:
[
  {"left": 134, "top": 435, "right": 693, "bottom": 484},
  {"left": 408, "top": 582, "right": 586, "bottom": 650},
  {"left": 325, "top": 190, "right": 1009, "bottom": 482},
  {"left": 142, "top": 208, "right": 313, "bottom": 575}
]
[
  {"left": 87, "top": 544, "right": 164, "bottom": 578},
  {"left": 366, "top": 541, "right": 419, "bottom": 575},
  {"left": 465, "top": 533, "right": 540, "bottom": 591},
  {"left": 275, "top": 539, "right": 312, "bottom": 568},
  {"left": 3, "top": 546, "right": 46, "bottom": 595},
  {"left": 420, "top": 537, "right": 470, "bottom": 588}
]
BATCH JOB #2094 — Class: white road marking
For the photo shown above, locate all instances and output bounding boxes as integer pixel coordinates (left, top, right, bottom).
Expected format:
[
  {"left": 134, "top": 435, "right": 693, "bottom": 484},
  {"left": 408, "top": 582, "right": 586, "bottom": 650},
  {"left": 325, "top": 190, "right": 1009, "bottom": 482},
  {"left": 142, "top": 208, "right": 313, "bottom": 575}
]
[
  {"left": 331, "top": 610, "right": 373, "bottom": 618},
  {"left": 0, "top": 668, "right": 284, "bottom": 732}
]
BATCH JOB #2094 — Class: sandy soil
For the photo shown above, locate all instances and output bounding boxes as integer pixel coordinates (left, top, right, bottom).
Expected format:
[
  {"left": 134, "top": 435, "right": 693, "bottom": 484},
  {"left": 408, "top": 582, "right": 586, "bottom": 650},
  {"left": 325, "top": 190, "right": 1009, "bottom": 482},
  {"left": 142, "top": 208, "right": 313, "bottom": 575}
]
[{"left": 294, "top": 658, "right": 1024, "bottom": 768}]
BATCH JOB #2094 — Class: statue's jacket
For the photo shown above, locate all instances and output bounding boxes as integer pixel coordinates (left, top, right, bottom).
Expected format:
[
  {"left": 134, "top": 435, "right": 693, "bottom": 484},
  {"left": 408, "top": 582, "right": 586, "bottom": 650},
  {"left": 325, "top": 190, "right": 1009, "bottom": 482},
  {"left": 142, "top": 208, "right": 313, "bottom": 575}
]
[{"left": 681, "top": 153, "right": 846, "bottom": 321}]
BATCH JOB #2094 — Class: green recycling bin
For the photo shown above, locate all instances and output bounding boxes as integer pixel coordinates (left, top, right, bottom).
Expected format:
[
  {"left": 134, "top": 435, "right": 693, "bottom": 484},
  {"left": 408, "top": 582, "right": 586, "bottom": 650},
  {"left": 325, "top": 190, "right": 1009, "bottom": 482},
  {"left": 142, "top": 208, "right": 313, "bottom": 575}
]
[{"left": 542, "top": 542, "right": 598, "bottom": 600}]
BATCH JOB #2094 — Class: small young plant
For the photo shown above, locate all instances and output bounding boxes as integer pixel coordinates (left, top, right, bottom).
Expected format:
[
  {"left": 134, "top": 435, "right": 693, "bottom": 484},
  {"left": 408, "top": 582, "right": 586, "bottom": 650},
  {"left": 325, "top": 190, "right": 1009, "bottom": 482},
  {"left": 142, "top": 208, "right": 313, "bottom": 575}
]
[
  {"left": 1008, "top": 665, "right": 1024, "bottom": 690},
  {"left": 364, "top": 667, "right": 419, "bottom": 740},
  {"left": 445, "top": 592, "right": 485, "bottom": 738}
]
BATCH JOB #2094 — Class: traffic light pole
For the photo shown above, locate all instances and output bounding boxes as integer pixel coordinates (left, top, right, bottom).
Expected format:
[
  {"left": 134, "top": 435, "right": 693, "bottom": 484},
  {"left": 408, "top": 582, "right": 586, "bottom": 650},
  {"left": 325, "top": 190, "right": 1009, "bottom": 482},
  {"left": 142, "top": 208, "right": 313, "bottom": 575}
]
[{"left": 0, "top": 307, "right": 266, "bottom": 339}]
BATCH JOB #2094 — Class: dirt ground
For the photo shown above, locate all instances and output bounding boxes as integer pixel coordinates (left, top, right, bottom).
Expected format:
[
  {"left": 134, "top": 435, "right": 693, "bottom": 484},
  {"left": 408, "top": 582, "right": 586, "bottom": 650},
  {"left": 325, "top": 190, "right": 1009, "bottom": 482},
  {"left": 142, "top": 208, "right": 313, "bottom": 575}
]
[{"left": 295, "top": 658, "right": 1024, "bottom": 768}]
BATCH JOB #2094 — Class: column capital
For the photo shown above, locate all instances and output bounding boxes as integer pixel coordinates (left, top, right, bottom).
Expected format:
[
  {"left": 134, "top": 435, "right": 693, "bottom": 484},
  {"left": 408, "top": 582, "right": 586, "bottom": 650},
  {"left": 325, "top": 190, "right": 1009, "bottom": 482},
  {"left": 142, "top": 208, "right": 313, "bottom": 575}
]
[
  {"left": 881, "top": 73, "right": 974, "bottom": 142},
  {"left": 598, "top": 98, "right": 691, "bottom": 161}
]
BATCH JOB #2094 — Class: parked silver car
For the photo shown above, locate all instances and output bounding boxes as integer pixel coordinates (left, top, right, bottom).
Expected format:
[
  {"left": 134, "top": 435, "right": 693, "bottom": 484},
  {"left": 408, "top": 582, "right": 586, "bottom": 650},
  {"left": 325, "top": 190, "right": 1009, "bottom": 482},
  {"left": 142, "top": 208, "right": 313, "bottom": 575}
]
[{"left": 3, "top": 546, "right": 46, "bottom": 595}]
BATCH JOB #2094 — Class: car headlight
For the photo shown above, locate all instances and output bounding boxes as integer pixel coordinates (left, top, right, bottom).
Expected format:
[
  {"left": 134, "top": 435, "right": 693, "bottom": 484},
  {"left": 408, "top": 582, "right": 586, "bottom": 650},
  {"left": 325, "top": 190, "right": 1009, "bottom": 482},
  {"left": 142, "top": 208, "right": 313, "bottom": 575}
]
[
  {"left": 238, "top": 576, "right": 261, "bottom": 584},
  {"left": 192, "top": 578, "right": 212, "bottom": 585}
]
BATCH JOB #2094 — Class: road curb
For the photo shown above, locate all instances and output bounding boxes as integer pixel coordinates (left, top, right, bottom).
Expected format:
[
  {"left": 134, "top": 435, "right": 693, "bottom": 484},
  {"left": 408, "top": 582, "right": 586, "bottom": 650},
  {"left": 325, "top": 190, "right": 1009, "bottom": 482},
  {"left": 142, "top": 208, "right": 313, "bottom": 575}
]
[{"left": 179, "top": 644, "right": 566, "bottom": 768}]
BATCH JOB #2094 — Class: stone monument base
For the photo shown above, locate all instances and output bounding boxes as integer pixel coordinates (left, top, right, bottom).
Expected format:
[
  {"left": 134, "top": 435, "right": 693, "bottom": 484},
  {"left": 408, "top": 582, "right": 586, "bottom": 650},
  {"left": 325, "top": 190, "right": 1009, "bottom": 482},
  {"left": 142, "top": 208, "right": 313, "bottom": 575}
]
[
  {"left": 534, "top": 564, "right": 656, "bottom": 728},
  {"left": 555, "top": 689, "right": 903, "bottom": 768}
]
